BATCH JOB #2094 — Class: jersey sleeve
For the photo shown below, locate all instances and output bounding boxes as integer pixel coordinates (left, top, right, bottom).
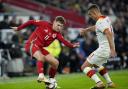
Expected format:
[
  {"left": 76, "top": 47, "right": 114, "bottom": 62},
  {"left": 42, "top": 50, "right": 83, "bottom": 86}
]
[
  {"left": 97, "top": 19, "right": 110, "bottom": 33},
  {"left": 57, "top": 33, "right": 74, "bottom": 48},
  {"left": 17, "top": 20, "right": 42, "bottom": 30}
]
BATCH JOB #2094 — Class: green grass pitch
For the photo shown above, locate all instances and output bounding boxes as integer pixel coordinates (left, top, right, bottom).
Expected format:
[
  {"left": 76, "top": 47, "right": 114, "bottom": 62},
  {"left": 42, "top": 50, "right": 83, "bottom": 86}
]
[{"left": 0, "top": 70, "right": 128, "bottom": 89}]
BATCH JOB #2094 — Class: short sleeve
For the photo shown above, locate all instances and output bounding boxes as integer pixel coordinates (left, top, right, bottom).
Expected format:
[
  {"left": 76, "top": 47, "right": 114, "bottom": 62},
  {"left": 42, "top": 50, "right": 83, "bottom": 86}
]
[{"left": 96, "top": 19, "right": 110, "bottom": 33}]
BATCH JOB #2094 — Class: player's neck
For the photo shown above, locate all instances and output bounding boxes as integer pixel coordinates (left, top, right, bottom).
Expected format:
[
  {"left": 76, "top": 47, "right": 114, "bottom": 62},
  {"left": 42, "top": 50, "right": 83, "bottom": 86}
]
[{"left": 96, "top": 14, "right": 104, "bottom": 21}]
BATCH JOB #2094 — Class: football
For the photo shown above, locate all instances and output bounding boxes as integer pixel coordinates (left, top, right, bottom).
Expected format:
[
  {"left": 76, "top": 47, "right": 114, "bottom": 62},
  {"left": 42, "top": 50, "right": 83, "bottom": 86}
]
[{"left": 46, "top": 78, "right": 57, "bottom": 89}]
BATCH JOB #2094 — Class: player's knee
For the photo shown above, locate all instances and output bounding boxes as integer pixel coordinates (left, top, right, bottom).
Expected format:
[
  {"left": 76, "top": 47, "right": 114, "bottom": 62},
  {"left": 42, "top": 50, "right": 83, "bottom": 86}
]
[
  {"left": 57, "top": 60, "right": 59, "bottom": 66},
  {"left": 55, "top": 59, "right": 59, "bottom": 68},
  {"left": 52, "top": 59, "right": 59, "bottom": 69},
  {"left": 81, "top": 61, "right": 91, "bottom": 70},
  {"left": 81, "top": 65, "right": 85, "bottom": 71}
]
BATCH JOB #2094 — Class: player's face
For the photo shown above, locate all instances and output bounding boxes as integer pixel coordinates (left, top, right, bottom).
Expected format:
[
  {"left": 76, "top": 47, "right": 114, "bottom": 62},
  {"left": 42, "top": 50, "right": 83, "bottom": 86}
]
[
  {"left": 53, "top": 21, "right": 64, "bottom": 32},
  {"left": 88, "top": 10, "right": 97, "bottom": 20}
]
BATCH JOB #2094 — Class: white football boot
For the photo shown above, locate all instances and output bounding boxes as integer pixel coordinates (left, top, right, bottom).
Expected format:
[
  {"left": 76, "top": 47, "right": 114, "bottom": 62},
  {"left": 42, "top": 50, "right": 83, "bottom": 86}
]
[
  {"left": 106, "top": 82, "right": 116, "bottom": 88},
  {"left": 37, "top": 73, "right": 50, "bottom": 84}
]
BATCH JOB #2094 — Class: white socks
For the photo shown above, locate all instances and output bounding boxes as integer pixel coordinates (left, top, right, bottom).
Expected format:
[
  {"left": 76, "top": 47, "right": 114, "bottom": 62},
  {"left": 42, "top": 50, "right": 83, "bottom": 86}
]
[
  {"left": 83, "top": 67, "right": 101, "bottom": 83},
  {"left": 103, "top": 73, "right": 112, "bottom": 83},
  {"left": 91, "top": 74, "right": 102, "bottom": 83},
  {"left": 98, "top": 66, "right": 112, "bottom": 83}
]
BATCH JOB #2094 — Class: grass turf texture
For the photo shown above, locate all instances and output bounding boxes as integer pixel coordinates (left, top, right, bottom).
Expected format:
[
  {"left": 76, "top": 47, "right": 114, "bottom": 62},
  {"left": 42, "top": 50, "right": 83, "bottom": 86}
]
[{"left": 0, "top": 70, "right": 128, "bottom": 89}]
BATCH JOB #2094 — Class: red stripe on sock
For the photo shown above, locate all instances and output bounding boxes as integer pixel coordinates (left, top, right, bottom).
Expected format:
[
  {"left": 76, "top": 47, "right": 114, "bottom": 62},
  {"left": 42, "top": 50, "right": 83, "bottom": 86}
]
[
  {"left": 99, "top": 68, "right": 107, "bottom": 76},
  {"left": 36, "top": 61, "right": 44, "bottom": 74},
  {"left": 87, "top": 70, "right": 95, "bottom": 78}
]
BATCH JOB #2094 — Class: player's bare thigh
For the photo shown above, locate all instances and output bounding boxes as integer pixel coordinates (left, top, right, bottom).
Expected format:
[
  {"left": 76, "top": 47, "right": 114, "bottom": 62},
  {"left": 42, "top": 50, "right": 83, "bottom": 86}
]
[
  {"left": 33, "top": 51, "right": 59, "bottom": 69},
  {"left": 45, "top": 54, "right": 59, "bottom": 69},
  {"left": 81, "top": 52, "right": 94, "bottom": 70},
  {"left": 33, "top": 50, "right": 45, "bottom": 62}
]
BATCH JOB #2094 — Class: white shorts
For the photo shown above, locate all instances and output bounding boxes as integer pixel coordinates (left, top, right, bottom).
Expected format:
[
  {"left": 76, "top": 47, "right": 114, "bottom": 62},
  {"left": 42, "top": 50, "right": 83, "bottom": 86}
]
[{"left": 87, "top": 47, "right": 110, "bottom": 66}]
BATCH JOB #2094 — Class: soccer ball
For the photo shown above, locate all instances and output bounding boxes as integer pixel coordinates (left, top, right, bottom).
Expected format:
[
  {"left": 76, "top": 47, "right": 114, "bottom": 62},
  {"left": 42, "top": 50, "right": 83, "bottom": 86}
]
[{"left": 46, "top": 78, "right": 57, "bottom": 89}]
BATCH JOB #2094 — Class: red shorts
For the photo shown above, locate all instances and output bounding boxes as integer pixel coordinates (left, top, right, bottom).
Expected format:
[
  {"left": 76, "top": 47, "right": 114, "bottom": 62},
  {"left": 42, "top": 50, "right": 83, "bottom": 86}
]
[{"left": 25, "top": 43, "right": 49, "bottom": 56}]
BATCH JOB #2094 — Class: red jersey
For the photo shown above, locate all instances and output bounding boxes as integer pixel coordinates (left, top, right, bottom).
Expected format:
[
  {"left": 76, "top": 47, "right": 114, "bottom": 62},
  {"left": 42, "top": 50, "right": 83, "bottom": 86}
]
[{"left": 17, "top": 20, "right": 74, "bottom": 48}]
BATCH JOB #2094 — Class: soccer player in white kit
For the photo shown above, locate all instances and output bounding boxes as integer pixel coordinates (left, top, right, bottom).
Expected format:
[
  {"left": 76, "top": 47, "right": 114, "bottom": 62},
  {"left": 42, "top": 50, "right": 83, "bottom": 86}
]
[{"left": 80, "top": 4, "right": 116, "bottom": 89}]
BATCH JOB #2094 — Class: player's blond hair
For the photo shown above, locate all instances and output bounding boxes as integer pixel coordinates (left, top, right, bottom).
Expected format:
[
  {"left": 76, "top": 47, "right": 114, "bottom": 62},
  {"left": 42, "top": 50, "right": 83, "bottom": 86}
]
[
  {"left": 87, "top": 4, "right": 100, "bottom": 12},
  {"left": 55, "top": 16, "right": 66, "bottom": 24}
]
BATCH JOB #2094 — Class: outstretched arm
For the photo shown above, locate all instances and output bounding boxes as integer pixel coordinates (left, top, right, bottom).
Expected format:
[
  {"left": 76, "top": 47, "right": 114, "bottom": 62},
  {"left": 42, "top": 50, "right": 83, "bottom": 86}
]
[
  {"left": 57, "top": 34, "right": 79, "bottom": 48},
  {"left": 11, "top": 20, "right": 41, "bottom": 31},
  {"left": 80, "top": 25, "right": 95, "bottom": 36}
]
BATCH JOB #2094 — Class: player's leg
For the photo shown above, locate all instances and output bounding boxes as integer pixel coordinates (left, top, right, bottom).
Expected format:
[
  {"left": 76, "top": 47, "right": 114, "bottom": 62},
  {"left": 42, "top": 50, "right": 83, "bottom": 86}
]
[
  {"left": 81, "top": 53, "right": 105, "bottom": 89},
  {"left": 98, "top": 66, "right": 116, "bottom": 88},
  {"left": 45, "top": 54, "right": 59, "bottom": 88},
  {"left": 45, "top": 54, "right": 59, "bottom": 78},
  {"left": 33, "top": 50, "right": 49, "bottom": 83},
  {"left": 25, "top": 43, "right": 46, "bottom": 82}
]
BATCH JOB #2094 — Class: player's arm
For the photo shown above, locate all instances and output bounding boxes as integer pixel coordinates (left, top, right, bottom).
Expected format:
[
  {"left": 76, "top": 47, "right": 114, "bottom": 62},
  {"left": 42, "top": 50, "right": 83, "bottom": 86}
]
[
  {"left": 11, "top": 20, "right": 41, "bottom": 31},
  {"left": 57, "top": 34, "right": 79, "bottom": 48},
  {"left": 104, "top": 29, "right": 116, "bottom": 57},
  {"left": 80, "top": 25, "right": 95, "bottom": 36}
]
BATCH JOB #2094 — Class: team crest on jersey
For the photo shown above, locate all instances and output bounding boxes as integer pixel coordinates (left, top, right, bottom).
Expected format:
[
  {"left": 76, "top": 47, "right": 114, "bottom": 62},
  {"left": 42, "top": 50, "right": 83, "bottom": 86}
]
[{"left": 52, "top": 34, "right": 57, "bottom": 38}]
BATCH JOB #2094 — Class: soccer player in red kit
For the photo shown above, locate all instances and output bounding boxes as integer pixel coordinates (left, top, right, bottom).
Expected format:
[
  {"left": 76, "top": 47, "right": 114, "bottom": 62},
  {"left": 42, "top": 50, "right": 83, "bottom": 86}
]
[{"left": 11, "top": 16, "right": 79, "bottom": 88}]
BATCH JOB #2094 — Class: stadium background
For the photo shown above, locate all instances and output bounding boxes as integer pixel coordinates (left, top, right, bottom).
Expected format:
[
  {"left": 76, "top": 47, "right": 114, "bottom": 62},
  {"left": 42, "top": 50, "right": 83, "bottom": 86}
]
[{"left": 0, "top": 0, "right": 128, "bottom": 89}]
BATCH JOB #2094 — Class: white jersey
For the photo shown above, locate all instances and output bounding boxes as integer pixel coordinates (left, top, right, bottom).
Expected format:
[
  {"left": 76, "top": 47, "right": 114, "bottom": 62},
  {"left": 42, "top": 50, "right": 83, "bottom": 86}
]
[
  {"left": 87, "top": 16, "right": 114, "bottom": 65},
  {"left": 95, "top": 16, "right": 114, "bottom": 49}
]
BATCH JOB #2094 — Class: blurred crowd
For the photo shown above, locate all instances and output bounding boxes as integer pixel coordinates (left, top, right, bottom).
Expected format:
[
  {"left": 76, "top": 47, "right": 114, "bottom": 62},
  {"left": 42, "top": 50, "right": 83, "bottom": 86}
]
[
  {"left": 0, "top": 0, "right": 128, "bottom": 78},
  {"left": 36, "top": 0, "right": 127, "bottom": 18}
]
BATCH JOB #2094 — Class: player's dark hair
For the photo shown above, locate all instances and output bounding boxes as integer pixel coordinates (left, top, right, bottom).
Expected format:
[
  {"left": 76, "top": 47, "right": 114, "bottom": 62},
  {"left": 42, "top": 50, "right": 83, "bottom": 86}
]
[
  {"left": 87, "top": 4, "right": 100, "bottom": 11},
  {"left": 55, "top": 16, "right": 66, "bottom": 24}
]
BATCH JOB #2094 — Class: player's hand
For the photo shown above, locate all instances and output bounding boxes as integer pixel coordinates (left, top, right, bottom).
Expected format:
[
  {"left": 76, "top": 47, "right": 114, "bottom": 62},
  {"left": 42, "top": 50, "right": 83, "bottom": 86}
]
[
  {"left": 80, "top": 28, "right": 87, "bottom": 36},
  {"left": 73, "top": 42, "right": 80, "bottom": 48},
  {"left": 110, "top": 50, "right": 117, "bottom": 58},
  {"left": 11, "top": 27, "right": 18, "bottom": 31}
]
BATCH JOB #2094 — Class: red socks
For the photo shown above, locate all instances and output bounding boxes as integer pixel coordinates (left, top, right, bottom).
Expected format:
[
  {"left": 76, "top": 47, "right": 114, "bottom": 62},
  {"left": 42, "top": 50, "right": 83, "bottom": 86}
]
[
  {"left": 36, "top": 61, "right": 57, "bottom": 78},
  {"left": 36, "top": 61, "right": 44, "bottom": 74},
  {"left": 49, "top": 67, "right": 57, "bottom": 78},
  {"left": 99, "top": 68, "right": 107, "bottom": 76},
  {"left": 87, "top": 70, "right": 96, "bottom": 78}
]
